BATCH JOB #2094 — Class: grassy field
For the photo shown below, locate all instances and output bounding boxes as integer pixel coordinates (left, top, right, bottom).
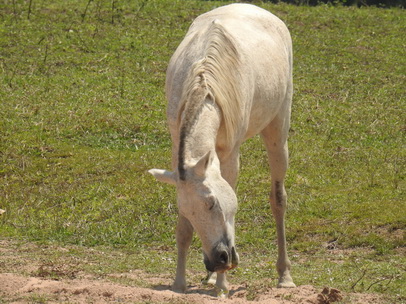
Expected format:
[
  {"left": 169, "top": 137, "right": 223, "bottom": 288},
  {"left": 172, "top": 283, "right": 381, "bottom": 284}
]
[{"left": 1, "top": 0, "right": 405, "bottom": 302}]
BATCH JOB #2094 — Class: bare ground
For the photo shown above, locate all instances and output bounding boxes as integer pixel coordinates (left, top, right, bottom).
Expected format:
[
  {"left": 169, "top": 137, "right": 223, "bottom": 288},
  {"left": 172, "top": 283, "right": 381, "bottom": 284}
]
[
  {"left": 0, "top": 240, "right": 386, "bottom": 304},
  {"left": 0, "top": 273, "right": 386, "bottom": 304}
]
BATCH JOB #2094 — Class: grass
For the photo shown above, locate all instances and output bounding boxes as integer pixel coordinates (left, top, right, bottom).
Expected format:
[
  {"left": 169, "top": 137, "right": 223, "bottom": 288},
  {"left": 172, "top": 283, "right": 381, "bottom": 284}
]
[{"left": 0, "top": 0, "right": 405, "bottom": 302}]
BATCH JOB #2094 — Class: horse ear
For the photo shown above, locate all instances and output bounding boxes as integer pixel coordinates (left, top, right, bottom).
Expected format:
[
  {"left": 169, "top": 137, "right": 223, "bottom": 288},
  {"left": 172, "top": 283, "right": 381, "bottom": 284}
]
[
  {"left": 148, "top": 169, "right": 177, "bottom": 186},
  {"left": 194, "top": 151, "right": 212, "bottom": 177}
]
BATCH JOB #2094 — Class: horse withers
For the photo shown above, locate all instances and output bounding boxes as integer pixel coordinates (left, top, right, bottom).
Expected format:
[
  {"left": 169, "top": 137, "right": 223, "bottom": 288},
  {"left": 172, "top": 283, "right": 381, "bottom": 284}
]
[{"left": 149, "top": 3, "right": 295, "bottom": 296}]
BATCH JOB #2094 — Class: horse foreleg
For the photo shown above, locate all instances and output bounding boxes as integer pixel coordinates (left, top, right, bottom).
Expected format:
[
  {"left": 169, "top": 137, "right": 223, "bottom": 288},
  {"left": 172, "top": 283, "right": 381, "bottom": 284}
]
[{"left": 173, "top": 215, "right": 193, "bottom": 293}]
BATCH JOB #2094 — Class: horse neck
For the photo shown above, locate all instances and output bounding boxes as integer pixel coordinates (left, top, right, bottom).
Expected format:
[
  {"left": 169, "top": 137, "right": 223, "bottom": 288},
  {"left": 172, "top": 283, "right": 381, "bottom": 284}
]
[{"left": 179, "top": 96, "right": 221, "bottom": 170}]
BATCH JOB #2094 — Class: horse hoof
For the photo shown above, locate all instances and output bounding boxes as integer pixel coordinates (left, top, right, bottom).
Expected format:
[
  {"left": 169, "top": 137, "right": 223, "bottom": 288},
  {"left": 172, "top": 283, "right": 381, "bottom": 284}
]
[{"left": 277, "top": 280, "right": 296, "bottom": 288}]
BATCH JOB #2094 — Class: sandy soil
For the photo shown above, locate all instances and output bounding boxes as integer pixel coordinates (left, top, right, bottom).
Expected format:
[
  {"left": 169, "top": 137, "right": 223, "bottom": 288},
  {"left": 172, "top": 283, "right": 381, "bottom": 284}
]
[
  {"left": 0, "top": 240, "right": 385, "bottom": 304},
  {"left": 0, "top": 272, "right": 386, "bottom": 304},
  {"left": 1, "top": 269, "right": 388, "bottom": 304}
]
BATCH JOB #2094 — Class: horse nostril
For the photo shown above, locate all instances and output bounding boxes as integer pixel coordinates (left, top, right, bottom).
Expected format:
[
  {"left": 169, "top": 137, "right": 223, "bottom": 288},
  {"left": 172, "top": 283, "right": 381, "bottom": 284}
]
[{"left": 219, "top": 250, "right": 229, "bottom": 265}]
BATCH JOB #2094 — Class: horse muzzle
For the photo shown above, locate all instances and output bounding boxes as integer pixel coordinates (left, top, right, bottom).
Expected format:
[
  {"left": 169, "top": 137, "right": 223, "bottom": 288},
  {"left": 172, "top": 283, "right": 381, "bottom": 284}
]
[{"left": 204, "top": 245, "right": 239, "bottom": 273}]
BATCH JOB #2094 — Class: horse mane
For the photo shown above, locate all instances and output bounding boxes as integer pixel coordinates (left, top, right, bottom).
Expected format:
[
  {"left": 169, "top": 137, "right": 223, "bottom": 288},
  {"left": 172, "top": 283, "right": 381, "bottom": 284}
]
[{"left": 178, "top": 19, "right": 243, "bottom": 148}]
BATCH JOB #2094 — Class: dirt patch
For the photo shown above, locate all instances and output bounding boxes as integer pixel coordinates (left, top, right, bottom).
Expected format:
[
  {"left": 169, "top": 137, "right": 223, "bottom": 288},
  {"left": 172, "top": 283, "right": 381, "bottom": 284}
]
[
  {"left": 0, "top": 272, "right": 386, "bottom": 303},
  {"left": 0, "top": 240, "right": 386, "bottom": 303}
]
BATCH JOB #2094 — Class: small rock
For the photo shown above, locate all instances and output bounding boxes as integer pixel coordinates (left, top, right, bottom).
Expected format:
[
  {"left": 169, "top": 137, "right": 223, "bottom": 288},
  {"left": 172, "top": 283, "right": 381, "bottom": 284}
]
[{"left": 317, "top": 287, "right": 343, "bottom": 304}]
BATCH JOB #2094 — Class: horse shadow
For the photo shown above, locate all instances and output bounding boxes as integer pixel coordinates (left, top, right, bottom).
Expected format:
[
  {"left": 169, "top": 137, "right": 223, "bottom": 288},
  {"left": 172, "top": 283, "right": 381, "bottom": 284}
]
[{"left": 153, "top": 283, "right": 246, "bottom": 298}]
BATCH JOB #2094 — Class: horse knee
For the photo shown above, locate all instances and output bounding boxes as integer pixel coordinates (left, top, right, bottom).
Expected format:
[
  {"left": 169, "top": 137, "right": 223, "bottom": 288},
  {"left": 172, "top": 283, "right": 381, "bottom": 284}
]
[{"left": 176, "top": 216, "right": 193, "bottom": 248}]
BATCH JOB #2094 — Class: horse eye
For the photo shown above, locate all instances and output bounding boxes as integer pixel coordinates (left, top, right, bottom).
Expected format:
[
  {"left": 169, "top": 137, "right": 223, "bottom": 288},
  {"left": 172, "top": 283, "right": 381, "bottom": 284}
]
[{"left": 207, "top": 196, "right": 216, "bottom": 210}]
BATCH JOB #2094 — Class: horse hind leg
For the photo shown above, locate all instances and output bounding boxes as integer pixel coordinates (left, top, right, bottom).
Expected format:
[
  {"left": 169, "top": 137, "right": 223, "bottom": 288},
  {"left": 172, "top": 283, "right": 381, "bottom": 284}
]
[
  {"left": 215, "top": 272, "right": 229, "bottom": 298},
  {"left": 261, "top": 116, "right": 296, "bottom": 288},
  {"left": 201, "top": 271, "right": 216, "bottom": 285},
  {"left": 202, "top": 271, "right": 229, "bottom": 298}
]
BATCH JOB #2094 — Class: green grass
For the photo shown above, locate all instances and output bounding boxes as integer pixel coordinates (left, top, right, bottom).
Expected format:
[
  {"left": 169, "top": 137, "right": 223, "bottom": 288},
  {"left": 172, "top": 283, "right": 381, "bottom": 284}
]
[{"left": 0, "top": 0, "right": 405, "bottom": 302}]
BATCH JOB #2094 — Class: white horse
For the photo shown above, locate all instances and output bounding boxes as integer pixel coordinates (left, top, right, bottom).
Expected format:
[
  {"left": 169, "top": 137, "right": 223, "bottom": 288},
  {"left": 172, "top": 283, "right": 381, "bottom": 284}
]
[{"left": 149, "top": 3, "right": 295, "bottom": 295}]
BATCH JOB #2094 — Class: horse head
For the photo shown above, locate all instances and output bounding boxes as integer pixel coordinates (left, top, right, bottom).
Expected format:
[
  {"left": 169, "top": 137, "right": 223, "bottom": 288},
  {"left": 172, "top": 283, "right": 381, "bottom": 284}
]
[{"left": 149, "top": 150, "right": 239, "bottom": 273}]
